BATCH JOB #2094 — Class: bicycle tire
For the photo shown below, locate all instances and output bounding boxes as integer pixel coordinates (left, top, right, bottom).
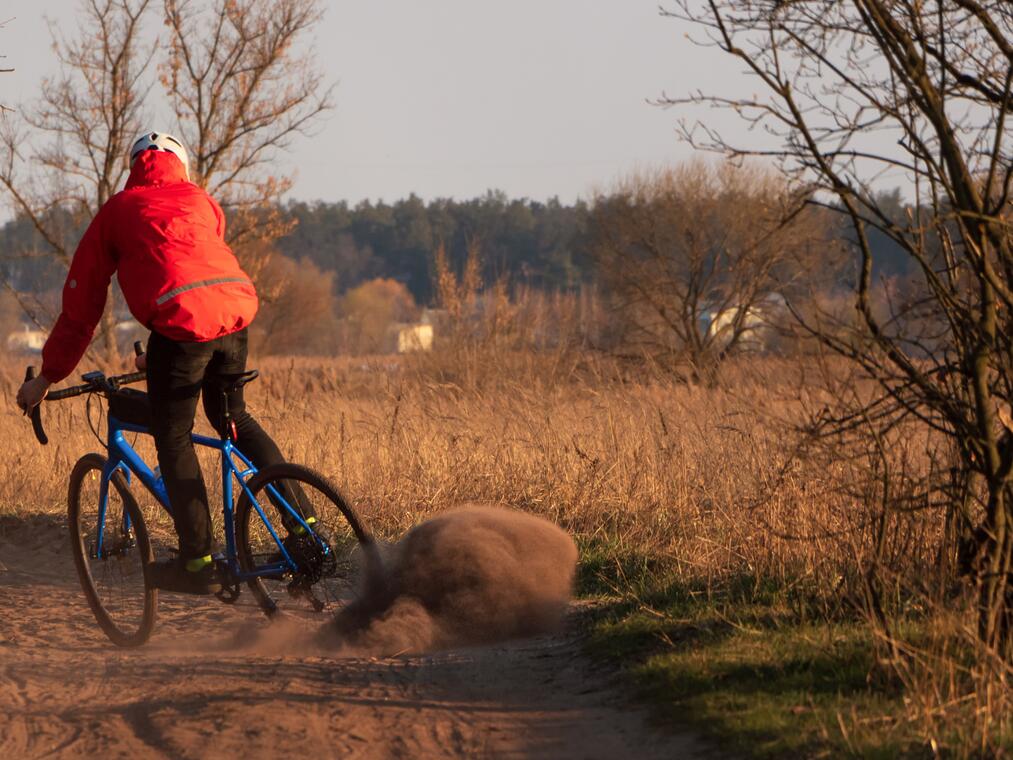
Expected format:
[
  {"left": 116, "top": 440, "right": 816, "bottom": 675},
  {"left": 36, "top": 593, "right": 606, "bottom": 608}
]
[
  {"left": 68, "top": 453, "right": 157, "bottom": 647},
  {"left": 235, "top": 462, "right": 374, "bottom": 618}
]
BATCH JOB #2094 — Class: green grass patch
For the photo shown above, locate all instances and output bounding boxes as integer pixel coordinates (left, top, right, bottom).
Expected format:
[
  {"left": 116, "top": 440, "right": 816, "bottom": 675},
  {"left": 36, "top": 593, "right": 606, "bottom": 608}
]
[{"left": 577, "top": 541, "right": 934, "bottom": 758}]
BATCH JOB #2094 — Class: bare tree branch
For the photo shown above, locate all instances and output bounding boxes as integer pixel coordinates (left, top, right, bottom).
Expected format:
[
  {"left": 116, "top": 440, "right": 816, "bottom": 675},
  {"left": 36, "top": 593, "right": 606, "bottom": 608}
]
[
  {"left": 0, "top": 0, "right": 154, "bottom": 361},
  {"left": 161, "top": 0, "right": 334, "bottom": 267},
  {"left": 667, "top": 0, "right": 1013, "bottom": 651}
]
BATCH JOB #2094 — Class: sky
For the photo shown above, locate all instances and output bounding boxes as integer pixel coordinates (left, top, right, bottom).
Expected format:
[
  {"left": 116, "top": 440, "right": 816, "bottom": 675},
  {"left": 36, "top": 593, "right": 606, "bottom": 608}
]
[{"left": 1, "top": 1, "right": 752, "bottom": 205}]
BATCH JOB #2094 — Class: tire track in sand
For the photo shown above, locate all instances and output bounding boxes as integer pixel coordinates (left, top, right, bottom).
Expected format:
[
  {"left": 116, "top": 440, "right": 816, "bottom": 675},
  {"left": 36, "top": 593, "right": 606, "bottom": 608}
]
[{"left": 1, "top": 519, "right": 717, "bottom": 759}]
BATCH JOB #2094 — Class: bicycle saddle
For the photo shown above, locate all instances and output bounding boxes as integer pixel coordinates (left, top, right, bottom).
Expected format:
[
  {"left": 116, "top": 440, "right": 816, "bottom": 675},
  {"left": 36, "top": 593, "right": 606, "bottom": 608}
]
[{"left": 213, "top": 370, "right": 259, "bottom": 393}]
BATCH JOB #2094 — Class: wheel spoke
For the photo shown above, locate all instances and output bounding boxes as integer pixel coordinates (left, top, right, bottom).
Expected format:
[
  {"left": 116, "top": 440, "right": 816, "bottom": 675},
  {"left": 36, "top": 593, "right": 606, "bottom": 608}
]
[
  {"left": 69, "top": 454, "right": 156, "bottom": 647},
  {"left": 237, "top": 463, "right": 372, "bottom": 619}
]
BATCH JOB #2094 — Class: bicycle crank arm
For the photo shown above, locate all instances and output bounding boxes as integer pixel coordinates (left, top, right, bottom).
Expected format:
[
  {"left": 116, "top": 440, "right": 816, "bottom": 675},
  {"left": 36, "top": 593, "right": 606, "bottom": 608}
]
[{"left": 286, "top": 578, "right": 325, "bottom": 612}]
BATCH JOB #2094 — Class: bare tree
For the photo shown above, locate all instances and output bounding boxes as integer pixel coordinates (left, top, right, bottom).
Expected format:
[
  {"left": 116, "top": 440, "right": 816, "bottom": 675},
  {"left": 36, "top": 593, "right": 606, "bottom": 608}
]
[
  {"left": 0, "top": 0, "right": 333, "bottom": 361},
  {"left": 338, "top": 277, "right": 417, "bottom": 355},
  {"left": 252, "top": 256, "right": 338, "bottom": 355},
  {"left": 1, "top": 18, "right": 16, "bottom": 112},
  {"left": 0, "top": 0, "right": 154, "bottom": 361},
  {"left": 667, "top": 0, "right": 1013, "bottom": 652},
  {"left": 161, "top": 0, "right": 333, "bottom": 280},
  {"left": 590, "top": 160, "right": 834, "bottom": 380}
]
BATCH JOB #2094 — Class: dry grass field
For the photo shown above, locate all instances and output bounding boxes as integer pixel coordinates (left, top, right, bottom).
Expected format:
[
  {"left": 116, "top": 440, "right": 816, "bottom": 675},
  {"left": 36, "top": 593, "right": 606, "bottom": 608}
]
[
  {"left": 0, "top": 350, "right": 1007, "bottom": 756},
  {"left": 0, "top": 354, "right": 871, "bottom": 585}
]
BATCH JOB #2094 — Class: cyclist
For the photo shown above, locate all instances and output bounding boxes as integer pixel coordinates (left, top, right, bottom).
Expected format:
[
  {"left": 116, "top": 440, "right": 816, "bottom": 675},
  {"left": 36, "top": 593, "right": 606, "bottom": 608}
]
[{"left": 16, "top": 131, "right": 306, "bottom": 595}]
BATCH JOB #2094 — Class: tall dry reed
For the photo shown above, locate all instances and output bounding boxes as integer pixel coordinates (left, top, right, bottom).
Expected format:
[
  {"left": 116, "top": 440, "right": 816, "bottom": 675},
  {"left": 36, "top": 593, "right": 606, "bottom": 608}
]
[{"left": 0, "top": 352, "right": 920, "bottom": 596}]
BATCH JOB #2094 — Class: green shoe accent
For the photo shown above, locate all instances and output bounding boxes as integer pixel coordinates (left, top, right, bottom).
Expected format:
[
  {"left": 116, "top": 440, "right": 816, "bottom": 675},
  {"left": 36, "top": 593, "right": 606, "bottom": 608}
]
[
  {"left": 291, "top": 516, "right": 317, "bottom": 537},
  {"left": 185, "top": 554, "right": 213, "bottom": 572}
]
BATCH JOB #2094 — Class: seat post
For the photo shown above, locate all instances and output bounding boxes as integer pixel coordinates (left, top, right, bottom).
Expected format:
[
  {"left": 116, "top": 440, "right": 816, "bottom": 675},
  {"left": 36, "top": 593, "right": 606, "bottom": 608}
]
[
  {"left": 213, "top": 370, "right": 258, "bottom": 442},
  {"left": 221, "top": 390, "right": 234, "bottom": 442}
]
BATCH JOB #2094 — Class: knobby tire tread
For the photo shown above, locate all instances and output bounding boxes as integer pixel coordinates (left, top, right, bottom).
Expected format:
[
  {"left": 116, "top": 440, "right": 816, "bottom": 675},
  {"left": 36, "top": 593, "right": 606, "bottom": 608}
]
[{"left": 68, "top": 453, "right": 157, "bottom": 647}]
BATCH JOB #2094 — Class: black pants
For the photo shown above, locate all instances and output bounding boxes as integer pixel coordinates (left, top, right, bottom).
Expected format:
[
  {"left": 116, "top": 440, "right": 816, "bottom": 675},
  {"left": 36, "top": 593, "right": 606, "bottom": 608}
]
[{"left": 146, "top": 328, "right": 286, "bottom": 559}]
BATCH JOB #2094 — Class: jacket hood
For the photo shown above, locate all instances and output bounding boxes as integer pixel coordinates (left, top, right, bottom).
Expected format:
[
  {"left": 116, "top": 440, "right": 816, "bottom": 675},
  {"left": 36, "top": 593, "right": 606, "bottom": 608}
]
[{"left": 125, "top": 150, "right": 190, "bottom": 190}]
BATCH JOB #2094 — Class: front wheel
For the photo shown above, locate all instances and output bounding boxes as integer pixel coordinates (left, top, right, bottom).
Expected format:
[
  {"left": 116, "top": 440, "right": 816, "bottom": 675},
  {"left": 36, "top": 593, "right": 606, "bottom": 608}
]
[
  {"left": 236, "top": 463, "right": 374, "bottom": 618},
  {"left": 68, "top": 453, "right": 157, "bottom": 647}
]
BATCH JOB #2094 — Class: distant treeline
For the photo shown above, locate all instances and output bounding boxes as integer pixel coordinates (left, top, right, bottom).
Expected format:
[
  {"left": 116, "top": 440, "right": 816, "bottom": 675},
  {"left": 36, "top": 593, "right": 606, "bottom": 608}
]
[
  {"left": 277, "top": 191, "right": 593, "bottom": 303},
  {"left": 277, "top": 188, "right": 916, "bottom": 301},
  {"left": 1, "top": 188, "right": 914, "bottom": 305}
]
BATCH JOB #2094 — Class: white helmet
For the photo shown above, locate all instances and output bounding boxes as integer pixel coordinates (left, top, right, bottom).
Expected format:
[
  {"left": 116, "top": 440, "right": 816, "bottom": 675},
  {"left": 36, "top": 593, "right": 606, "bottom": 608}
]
[{"left": 130, "top": 131, "right": 189, "bottom": 178}]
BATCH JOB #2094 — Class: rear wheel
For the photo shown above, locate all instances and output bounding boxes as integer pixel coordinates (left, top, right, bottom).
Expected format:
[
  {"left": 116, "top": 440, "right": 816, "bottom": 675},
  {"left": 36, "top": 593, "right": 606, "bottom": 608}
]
[
  {"left": 236, "top": 463, "right": 373, "bottom": 618},
  {"left": 68, "top": 453, "right": 157, "bottom": 647}
]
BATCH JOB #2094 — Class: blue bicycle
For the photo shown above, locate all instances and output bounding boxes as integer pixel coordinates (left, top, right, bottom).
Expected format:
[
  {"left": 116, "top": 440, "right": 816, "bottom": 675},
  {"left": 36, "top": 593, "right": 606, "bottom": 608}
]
[{"left": 25, "top": 359, "right": 374, "bottom": 647}]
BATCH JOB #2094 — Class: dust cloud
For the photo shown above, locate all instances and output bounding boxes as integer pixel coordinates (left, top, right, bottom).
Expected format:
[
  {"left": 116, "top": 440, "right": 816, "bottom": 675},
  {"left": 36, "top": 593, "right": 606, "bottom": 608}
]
[{"left": 326, "top": 505, "right": 578, "bottom": 655}]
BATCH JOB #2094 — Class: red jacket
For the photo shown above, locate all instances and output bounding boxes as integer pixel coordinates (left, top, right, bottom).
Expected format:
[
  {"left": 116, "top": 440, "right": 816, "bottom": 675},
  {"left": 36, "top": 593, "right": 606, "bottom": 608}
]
[{"left": 41, "top": 151, "right": 259, "bottom": 383}]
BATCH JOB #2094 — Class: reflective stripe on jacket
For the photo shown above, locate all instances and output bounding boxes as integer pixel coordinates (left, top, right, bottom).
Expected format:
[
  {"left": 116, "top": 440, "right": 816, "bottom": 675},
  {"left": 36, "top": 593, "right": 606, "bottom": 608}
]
[{"left": 41, "top": 151, "right": 259, "bottom": 382}]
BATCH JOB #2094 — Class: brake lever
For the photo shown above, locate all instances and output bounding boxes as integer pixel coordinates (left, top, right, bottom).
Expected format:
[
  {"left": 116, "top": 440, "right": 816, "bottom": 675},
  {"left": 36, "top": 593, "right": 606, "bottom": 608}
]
[{"left": 24, "top": 367, "right": 49, "bottom": 446}]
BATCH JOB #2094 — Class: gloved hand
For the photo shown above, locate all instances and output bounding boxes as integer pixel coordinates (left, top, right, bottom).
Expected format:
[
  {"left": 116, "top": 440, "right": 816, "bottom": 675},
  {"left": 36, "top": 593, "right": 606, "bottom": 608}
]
[{"left": 17, "top": 375, "right": 51, "bottom": 414}]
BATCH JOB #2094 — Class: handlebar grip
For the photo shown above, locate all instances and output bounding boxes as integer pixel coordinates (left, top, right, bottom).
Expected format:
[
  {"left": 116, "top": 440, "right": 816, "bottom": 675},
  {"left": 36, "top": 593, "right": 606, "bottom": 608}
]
[
  {"left": 24, "top": 367, "right": 49, "bottom": 446},
  {"left": 116, "top": 371, "right": 147, "bottom": 385},
  {"left": 134, "top": 340, "right": 144, "bottom": 357}
]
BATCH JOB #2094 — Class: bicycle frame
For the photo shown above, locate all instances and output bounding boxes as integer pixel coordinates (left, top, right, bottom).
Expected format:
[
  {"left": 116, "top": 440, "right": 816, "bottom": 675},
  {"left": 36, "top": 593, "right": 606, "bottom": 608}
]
[{"left": 93, "top": 414, "right": 316, "bottom": 581}]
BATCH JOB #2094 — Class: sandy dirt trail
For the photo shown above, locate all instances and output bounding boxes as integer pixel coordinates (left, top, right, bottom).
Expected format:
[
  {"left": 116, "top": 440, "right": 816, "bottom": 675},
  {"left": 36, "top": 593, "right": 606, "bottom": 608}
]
[{"left": 0, "top": 516, "right": 713, "bottom": 759}]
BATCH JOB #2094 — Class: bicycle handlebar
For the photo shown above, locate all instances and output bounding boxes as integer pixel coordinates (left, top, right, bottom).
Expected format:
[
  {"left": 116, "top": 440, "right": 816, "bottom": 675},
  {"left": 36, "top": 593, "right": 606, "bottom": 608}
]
[
  {"left": 45, "top": 371, "right": 147, "bottom": 401},
  {"left": 25, "top": 366, "right": 147, "bottom": 446}
]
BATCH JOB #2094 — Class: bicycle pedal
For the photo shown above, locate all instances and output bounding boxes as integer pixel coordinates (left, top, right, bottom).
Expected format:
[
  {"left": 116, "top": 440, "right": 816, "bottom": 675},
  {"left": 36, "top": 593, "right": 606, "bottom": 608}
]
[{"left": 214, "top": 582, "right": 242, "bottom": 604}]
